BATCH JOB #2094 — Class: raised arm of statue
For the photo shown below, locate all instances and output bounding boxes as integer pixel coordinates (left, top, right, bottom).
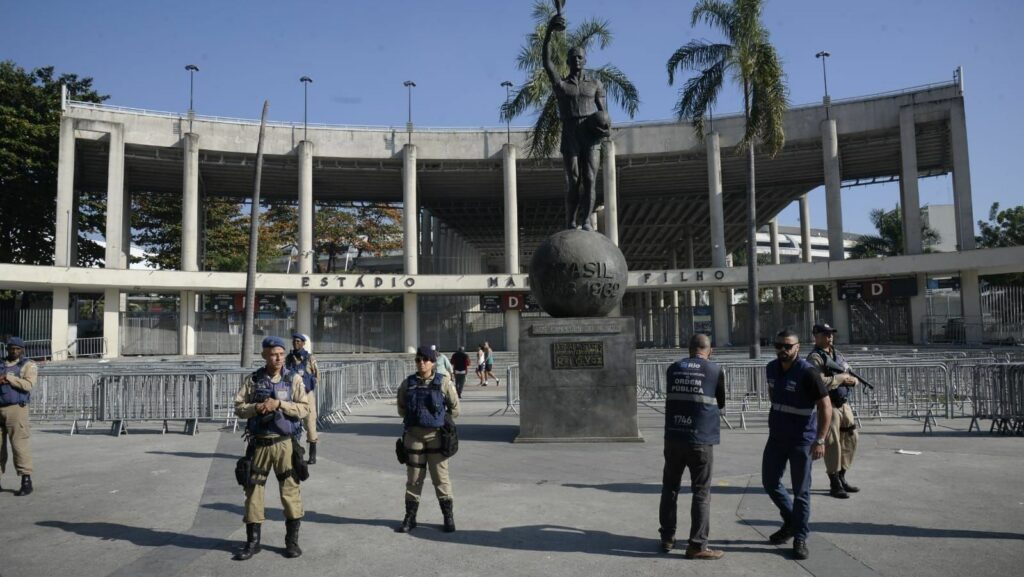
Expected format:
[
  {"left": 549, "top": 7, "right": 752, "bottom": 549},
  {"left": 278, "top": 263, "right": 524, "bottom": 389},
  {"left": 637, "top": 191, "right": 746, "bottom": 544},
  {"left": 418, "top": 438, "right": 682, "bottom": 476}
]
[{"left": 542, "top": 16, "right": 565, "bottom": 90}]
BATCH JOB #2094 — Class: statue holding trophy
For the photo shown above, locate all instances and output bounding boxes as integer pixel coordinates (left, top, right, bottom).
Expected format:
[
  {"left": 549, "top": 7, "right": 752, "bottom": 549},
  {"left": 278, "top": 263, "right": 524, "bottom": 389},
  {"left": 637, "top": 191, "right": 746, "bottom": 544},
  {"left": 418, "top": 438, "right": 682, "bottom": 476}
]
[{"left": 542, "top": 0, "right": 611, "bottom": 231}]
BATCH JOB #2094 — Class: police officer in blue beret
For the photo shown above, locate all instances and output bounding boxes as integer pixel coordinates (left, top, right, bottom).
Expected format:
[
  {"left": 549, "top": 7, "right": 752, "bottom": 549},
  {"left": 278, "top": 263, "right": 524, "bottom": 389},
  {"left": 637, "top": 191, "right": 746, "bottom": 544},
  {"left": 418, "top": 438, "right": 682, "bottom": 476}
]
[
  {"left": 233, "top": 336, "right": 309, "bottom": 560},
  {"left": 1, "top": 337, "right": 37, "bottom": 496},
  {"left": 286, "top": 333, "right": 319, "bottom": 465}
]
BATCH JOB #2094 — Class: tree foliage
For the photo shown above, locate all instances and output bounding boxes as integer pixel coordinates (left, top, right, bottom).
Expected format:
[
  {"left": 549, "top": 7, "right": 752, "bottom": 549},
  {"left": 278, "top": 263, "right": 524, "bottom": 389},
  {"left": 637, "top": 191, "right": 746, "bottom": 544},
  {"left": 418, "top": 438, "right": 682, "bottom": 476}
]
[
  {"left": 849, "top": 205, "right": 940, "bottom": 259},
  {"left": 0, "top": 60, "right": 108, "bottom": 265},
  {"left": 976, "top": 202, "right": 1024, "bottom": 248},
  {"left": 501, "top": 1, "right": 640, "bottom": 159}
]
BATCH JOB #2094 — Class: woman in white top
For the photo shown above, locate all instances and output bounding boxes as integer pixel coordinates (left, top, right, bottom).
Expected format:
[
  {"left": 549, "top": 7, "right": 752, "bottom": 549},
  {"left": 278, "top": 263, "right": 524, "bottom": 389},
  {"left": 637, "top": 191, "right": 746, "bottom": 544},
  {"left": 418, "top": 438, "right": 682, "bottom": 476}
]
[{"left": 476, "top": 345, "right": 486, "bottom": 385}]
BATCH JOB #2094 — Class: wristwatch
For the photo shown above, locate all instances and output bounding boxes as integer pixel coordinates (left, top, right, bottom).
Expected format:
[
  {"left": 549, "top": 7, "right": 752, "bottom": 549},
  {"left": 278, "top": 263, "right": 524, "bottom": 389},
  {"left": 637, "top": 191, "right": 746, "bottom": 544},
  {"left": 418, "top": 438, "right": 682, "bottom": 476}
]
[{"left": 815, "top": 438, "right": 826, "bottom": 446}]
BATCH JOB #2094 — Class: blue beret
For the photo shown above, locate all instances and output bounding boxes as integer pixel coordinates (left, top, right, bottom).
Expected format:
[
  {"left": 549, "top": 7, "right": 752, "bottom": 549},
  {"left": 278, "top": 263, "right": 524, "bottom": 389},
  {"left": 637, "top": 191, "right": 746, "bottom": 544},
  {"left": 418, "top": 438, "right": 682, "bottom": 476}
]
[
  {"left": 6, "top": 337, "right": 25, "bottom": 348},
  {"left": 415, "top": 346, "right": 437, "bottom": 362},
  {"left": 291, "top": 333, "right": 307, "bottom": 342},
  {"left": 261, "top": 336, "right": 288, "bottom": 350}
]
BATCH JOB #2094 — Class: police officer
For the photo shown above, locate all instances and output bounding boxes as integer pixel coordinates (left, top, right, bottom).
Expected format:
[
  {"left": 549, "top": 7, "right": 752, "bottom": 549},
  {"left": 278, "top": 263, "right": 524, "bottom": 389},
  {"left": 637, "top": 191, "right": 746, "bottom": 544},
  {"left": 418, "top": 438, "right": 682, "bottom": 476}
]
[
  {"left": 658, "top": 334, "right": 726, "bottom": 560},
  {"left": 761, "top": 329, "right": 831, "bottom": 560},
  {"left": 1, "top": 337, "right": 36, "bottom": 496},
  {"left": 233, "top": 336, "right": 309, "bottom": 560},
  {"left": 286, "top": 333, "right": 319, "bottom": 465},
  {"left": 395, "top": 346, "right": 460, "bottom": 533},
  {"left": 807, "top": 323, "right": 860, "bottom": 499}
]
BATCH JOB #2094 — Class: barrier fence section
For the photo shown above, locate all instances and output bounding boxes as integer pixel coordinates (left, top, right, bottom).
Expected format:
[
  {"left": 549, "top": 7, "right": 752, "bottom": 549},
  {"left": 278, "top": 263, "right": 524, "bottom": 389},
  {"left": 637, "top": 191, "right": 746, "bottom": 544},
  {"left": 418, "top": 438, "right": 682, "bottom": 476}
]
[
  {"left": 968, "top": 364, "right": 1024, "bottom": 434},
  {"left": 32, "top": 359, "right": 407, "bottom": 436}
]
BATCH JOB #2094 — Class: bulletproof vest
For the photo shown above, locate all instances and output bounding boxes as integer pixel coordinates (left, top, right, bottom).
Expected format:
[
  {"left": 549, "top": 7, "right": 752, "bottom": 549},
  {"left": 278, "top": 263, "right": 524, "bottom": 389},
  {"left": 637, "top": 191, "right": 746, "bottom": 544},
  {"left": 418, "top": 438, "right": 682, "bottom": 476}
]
[
  {"left": 767, "top": 359, "right": 819, "bottom": 445},
  {"left": 245, "top": 368, "right": 299, "bottom": 437},
  {"left": 0, "top": 357, "right": 31, "bottom": 405},
  {"left": 286, "top": 349, "right": 316, "bottom": 392},
  {"left": 404, "top": 372, "right": 447, "bottom": 429},
  {"left": 810, "top": 347, "right": 850, "bottom": 407},
  {"left": 664, "top": 357, "right": 721, "bottom": 444}
]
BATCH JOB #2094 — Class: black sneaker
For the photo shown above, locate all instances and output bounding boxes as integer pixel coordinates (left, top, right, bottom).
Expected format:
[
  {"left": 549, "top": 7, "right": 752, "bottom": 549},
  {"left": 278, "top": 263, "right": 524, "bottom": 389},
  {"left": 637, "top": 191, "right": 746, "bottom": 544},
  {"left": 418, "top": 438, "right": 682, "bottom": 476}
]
[
  {"left": 660, "top": 537, "right": 675, "bottom": 553},
  {"left": 793, "top": 539, "right": 809, "bottom": 560},
  {"left": 769, "top": 524, "right": 793, "bottom": 545}
]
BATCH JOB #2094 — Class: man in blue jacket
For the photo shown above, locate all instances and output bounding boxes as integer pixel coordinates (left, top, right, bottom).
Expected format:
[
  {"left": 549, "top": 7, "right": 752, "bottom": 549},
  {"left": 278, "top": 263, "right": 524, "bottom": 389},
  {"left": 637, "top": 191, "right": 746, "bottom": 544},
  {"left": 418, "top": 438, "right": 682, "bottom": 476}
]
[
  {"left": 761, "top": 329, "right": 831, "bottom": 560},
  {"left": 659, "top": 333, "right": 726, "bottom": 560}
]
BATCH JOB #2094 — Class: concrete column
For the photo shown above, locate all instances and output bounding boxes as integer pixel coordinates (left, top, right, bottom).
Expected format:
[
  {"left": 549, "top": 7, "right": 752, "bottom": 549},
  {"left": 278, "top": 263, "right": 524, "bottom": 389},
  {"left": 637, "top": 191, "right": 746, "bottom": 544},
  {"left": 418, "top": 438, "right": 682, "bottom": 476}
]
[
  {"left": 769, "top": 217, "right": 784, "bottom": 328},
  {"left": 296, "top": 293, "right": 312, "bottom": 339},
  {"left": 420, "top": 210, "right": 433, "bottom": 274},
  {"left": 960, "top": 269, "right": 982, "bottom": 344},
  {"left": 182, "top": 133, "right": 201, "bottom": 271},
  {"left": 686, "top": 233, "right": 696, "bottom": 308},
  {"left": 899, "top": 106, "right": 923, "bottom": 255},
  {"left": 706, "top": 132, "right": 726, "bottom": 267},
  {"left": 950, "top": 99, "right": 976, "bottom": 251},
  {"left": 402, "top": 144, "right": 418, "bottom": 352},
  {"left": 602, "top": 139, "right": 618, "bottom": 245},
  {"left": 669, "top": 251, "right": 680, "bottom": 347},
  {"left": 103, "top": 287, "right": 121, "bottom": 358},
  {"left": 503, "top": 144, "right": 520, "bottom": 273},
  {"left": 298, "top": 140, "right": 314, "bottom": 273},
  {"left": 436, "top": 224, "right": 447, "bottom": 274},
  {"left": 908, "top": 274, "right": 929, "bottom": 345},
  {"left": 179, "top": 290, "right": 198, "bottom": 355},
  {"left": 104, "top": 124, "right": 126, "bottom": 269},
  {"left": 403, "top": 293, "right": 418, "bottom": 353},
  {"left": 821, "top": 119, "right": 844, "bottom": 261},
  {"left": 51, "top": 287, "right": 70, "bottom": 360},
  {"left": 55, "top": 117, "right": 76, "bottom": 267},
  {"left": 800, "top": 194, "right": 816, "bottom": 325},
  {"left": 712, "top": 289, "right": 730, "bottom": 347}
]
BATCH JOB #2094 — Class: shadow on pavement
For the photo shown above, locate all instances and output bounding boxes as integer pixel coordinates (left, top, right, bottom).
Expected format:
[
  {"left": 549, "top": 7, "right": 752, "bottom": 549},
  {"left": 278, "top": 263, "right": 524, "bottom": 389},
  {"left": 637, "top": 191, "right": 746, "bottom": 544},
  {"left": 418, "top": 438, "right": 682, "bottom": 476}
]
[
  {"left": 146, "top": 450, "right": 237, "bottom": 460},
  {"left": 562, "top": 482, "right": 756, "bottom": 495},
  {"left": 203, "top": 502, "right": 395, "bottom": 529},
  {"left": 744, "top": 519, "right": 1024, "bottom": 540},
  {"left": 329, "top": 422, "right": 519, "bottom": 443},
  {"left": 37, "top": 520, "right": 238, "bottom": 552},
  {"left": 407, "top": 523, "right": 667, "bottom": 558}
]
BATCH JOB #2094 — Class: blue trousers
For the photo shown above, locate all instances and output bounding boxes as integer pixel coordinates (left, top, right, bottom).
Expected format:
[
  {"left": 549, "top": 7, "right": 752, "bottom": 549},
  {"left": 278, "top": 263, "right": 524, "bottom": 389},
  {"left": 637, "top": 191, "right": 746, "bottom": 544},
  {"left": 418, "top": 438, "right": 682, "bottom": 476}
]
[{"left": 761, "top": 439, "right": 813, "bottom": 540}]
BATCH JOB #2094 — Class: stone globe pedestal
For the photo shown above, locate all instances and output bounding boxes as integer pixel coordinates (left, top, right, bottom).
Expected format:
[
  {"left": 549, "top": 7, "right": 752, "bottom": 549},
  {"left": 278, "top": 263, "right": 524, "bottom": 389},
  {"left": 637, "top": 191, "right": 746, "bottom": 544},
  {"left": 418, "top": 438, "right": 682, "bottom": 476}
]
[{"left": 516, "top": 229, "right": 641, "bottom": 443}]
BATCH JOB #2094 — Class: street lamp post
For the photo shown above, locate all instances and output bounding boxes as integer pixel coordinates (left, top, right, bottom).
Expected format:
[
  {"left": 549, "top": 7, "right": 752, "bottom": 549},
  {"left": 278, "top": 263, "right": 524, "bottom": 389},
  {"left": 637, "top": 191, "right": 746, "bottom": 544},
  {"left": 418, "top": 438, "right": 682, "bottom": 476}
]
[
  {"left": 815, "top": 51, "right": 831, "bottom": 118},
  {"left": 300, "top": 76, "right": 313, "bottom": 141},
  {"left": 403, "top": 80, "right": 416, "bottom": 144},
  {"left": 185, "top": 64, "right": 199, "bottom": 132},
  {"left": 501, "top": 80, "right": 513, "bottom": 144}
]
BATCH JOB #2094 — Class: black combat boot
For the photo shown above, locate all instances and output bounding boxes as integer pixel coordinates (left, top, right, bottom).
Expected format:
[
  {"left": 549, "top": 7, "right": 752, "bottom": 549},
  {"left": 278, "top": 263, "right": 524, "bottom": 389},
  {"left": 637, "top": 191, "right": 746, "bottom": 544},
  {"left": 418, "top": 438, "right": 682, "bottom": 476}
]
[
  {"left": 233, "top": 523, "right": 261, "bottom": 560},
  {"left": 768, "top": 523, "right": 793, "bottom": 545},
  {"left": 395, "top": 498, "right": 419, "bottom": 533},
  {"left": 284, "top": 519, "right": 302, "bottom": 558},
  {"left": 828, "top": 473, "right": 849, "bottom": 499},
  {"left": 307, "top": 442, "right": 317, "bottom": 465},
  {"left": 440, "top": 498, "right": 456, "bottom": 533},
  {"left": 839, "top": 469, "right": 859, "bottom": 493},
  {"left": 793, "top": 538, "right": 809, "bottom": 560},
  {"left": 14, "top": 475, "right": 32, "bottom": 496}
]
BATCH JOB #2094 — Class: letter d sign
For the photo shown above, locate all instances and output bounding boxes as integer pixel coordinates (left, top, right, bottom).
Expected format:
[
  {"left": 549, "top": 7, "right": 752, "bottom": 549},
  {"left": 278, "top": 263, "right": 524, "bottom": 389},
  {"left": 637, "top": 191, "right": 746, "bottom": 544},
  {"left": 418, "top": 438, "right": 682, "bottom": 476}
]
[
  {"left": 502, "top": 294, "right": 523, "bottom": 310},
  {"left": 871, "top": 282, "right": 884, "bottom": 297}
]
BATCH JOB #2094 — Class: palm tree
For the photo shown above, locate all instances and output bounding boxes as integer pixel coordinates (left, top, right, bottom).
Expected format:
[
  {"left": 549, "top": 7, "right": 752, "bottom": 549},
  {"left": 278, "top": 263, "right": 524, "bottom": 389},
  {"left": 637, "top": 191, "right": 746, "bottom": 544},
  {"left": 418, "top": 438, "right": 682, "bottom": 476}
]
[
  {"left": 849, "top": 205, "right": 940, "bottom": 259},
  {"left": 666, "top": 0, "right": 788, "bottom": 358},
  {"left": 501, "top": 1, "right": 640, "bottom": 159}
]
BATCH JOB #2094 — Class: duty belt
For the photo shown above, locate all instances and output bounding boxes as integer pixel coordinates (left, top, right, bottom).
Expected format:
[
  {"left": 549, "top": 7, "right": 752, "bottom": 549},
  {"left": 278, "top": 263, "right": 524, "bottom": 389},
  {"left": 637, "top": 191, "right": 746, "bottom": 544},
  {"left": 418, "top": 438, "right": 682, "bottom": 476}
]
[
  {"left": 0, "top": 402, "right": 26, "bottom": 408},
  {"left": 253, "top": 435, "right": 290, "bottom": 447},
  {"left": 840, "top": 425, "right": 858, "bottom": 433}
]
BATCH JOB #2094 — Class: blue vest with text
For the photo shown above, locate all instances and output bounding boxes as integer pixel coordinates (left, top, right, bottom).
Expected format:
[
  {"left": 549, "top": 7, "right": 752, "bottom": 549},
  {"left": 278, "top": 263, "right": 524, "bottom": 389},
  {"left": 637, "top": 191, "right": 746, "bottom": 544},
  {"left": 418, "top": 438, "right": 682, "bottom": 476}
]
[
  {"left": 664, "top": 357, "right": 721, "bottom": 444},
  {"left": 286, "top": 349, "right": 316, "bottom": 392},
  {"left": 246, "top": 368, "right": 299, "bottom": 437},
  {"left": 404, "top": 373, "right": 447, "bottom": 428},
  {"left": 767, "top": 359, "right": 818, "bottom": 445},
  {"left": 0, "top": 358, "right": 31, "bottom": 406}
]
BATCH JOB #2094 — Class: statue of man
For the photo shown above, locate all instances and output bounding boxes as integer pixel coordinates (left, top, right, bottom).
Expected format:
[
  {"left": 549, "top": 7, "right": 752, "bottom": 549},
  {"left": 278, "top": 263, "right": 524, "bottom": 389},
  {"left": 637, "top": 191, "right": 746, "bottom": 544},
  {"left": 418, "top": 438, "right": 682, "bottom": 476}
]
[{"left": 543, "top": 12, "right": 611, "bottom": 231}]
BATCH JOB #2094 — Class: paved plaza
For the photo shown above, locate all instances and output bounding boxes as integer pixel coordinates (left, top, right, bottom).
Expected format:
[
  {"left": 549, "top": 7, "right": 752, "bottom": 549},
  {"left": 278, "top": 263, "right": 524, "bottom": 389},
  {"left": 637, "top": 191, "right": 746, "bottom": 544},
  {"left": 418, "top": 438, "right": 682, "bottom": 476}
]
[{"left": 3, "top": 385, "right": 1023, "bottom": 577}]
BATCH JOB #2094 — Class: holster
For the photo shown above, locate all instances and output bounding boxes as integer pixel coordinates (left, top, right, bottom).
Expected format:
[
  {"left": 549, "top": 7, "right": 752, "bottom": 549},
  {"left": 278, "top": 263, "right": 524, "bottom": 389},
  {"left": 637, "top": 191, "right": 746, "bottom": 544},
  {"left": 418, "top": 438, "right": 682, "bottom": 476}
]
[
  {"left": 291, "top": 438, "right": 310, "bottom": 482},
  {"left": 396, "top": 435, "right": 409, "bottom": 465},
  {"left": 235, "top": 442, "right": 256, "bottom": 488}
]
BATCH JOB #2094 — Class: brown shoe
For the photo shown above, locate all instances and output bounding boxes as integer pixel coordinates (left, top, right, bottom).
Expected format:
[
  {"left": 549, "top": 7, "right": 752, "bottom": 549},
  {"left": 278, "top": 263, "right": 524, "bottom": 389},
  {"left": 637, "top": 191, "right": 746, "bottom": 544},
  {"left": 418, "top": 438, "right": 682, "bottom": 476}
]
[
  {"left": 659, "top": 537, "right": 675, "bottom": 553},
  {"left": 684, "top": 546, "right": 725, "bottom": 560}
]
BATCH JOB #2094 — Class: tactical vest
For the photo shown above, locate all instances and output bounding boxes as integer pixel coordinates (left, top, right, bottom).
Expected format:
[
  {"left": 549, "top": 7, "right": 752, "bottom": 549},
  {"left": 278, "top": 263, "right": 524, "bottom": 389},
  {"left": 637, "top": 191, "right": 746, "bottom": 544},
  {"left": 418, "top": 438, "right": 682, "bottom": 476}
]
[
  {"left": 767, "top": 359, "right": 819, "bottom": 445},
  {"left": 404, "top": 372, "right": 447, "bottom": 428},
  {"left": 245, "top": 368, "right": 299, "bottom": 437},
  {"left": 810, "top": 347, "right": 850, "bottom": 407},
  {"left": 286, "top": 349, "right": 316, "bottom": 392},
  {"left": 664, "top": 357, "right": 721, "bottom": 444},
  {"left": 0, "top": 358, "right": 31, "bottom": 406}
]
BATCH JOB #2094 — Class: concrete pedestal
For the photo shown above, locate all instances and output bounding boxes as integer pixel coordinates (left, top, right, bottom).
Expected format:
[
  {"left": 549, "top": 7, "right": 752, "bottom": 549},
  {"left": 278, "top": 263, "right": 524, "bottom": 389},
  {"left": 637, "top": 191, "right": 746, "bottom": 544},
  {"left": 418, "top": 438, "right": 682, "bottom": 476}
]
[{"left": 516, "top": 317, "right": 641, "bottom": 443}]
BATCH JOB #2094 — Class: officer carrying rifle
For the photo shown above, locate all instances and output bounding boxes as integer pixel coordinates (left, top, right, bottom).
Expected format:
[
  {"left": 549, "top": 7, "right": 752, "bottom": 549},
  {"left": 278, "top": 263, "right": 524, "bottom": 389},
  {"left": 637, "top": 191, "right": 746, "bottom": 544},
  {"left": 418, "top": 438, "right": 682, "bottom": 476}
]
[
  {"left": 807, "top": 323, "right": 869, "bottom": 499},
  {"left": 233, "top": 336, "right": 310, "bottom": 560}
]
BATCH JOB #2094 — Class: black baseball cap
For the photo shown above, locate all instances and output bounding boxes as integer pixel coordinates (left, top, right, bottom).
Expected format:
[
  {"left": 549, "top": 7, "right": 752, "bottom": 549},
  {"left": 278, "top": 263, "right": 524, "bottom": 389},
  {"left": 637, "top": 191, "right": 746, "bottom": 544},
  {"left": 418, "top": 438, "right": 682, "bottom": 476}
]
[{"left": 812, "top": 323, "right": 838, "bottom": 335}]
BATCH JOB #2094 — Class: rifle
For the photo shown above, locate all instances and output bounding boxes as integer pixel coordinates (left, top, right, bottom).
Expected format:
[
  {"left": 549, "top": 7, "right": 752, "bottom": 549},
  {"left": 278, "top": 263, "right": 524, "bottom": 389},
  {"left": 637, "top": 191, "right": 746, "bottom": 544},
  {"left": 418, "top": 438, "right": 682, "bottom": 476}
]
[{"left": 821, "top": 356, "right": 875, "bottom": 391}]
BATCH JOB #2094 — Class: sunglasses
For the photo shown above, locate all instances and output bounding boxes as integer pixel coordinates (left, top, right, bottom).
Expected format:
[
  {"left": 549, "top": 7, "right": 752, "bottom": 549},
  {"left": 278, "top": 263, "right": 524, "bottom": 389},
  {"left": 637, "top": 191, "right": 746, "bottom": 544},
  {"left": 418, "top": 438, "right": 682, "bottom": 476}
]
[
  {"left": 414, "top": 357, "right": 432, "bottom": 363},
  {"left": 773, "top": 342, "right": 797, "bottom": 351}
]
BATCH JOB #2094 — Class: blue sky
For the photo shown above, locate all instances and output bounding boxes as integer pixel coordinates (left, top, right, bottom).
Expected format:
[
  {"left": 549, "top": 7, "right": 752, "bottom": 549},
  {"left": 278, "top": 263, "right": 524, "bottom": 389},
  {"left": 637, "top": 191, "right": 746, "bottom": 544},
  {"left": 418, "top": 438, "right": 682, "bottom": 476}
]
[{"left": 4, "top": 0, "right": 1022, "bottom": 235}]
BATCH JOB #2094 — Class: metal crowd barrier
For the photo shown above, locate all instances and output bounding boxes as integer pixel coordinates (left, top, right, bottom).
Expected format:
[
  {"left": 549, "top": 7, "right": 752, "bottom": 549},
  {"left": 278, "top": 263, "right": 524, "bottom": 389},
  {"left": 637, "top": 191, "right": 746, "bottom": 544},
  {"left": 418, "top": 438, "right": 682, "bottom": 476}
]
[
  {"left": 30, "top": 359, "right": 406, "bottom": 436},
  {"left": 968, "top": 364, "right": 1024, "bottom": 435}
]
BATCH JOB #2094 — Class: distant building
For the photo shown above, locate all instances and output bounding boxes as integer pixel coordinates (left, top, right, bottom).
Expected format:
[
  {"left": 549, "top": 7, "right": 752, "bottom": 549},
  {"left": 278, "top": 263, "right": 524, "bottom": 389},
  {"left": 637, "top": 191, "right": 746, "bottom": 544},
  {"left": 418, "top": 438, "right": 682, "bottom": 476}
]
[{"left": 921, "top": 204, "right": 958, "bottom": 252}]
